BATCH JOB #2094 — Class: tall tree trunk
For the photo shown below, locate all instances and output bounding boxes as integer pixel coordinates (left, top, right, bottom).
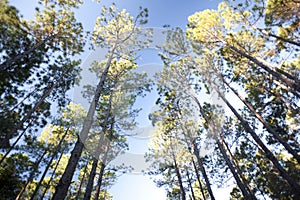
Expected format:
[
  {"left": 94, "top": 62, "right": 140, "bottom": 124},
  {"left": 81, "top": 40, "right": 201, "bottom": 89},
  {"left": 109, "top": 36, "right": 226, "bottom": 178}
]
[
  {"left": 228, "top": 45, "right": 300, "bottom": 93},
  {"left": 0, "top": 119, "right": 32, "bottom": 165},
  {"left": 41, "top": 150, "right": 65, "bottom": 199},
  {"left": 76, "top": 160, "right": 89, "bottom": 200},
  {"left": 212, "top": 84, "right": 300, "bottom": 195},
  {"left": 0, "top": 82, "right": 56, "bottom": 149},
  {"left": 220, "top": 134, "right": 256, "bottom": 199},
  {"left": 15, "top": 149, "right": 48, "bottom": 200},
  {"left": 30, "top": 128, "right": 69, "bottom": 200},
  {"left": 0, "top": 34, "right": 55, "bottom": 71},
  {"left": 52, "top": 48, "right": 115, "bottom": 200},
  {"left": 173, "top": 154, "right": 186, "bottom": 200},
  {"left": 94, "top": 146, "right": 110, "bottom": 200},
  {"left": 83, "top": 85, "right": 114, "bottom": 200},
  {"left": 191, "top": 157, "right": 206, "bottom": 200},
  {"left": 186, "top": 168, "right": 196, "bottom": 200},
  {"left": 216, "top": 137, "right": 253, "bottom": 199},
  {"left": 191, "top": 141, "right": 215, "bottom": 200},
  {"left": 223, "top": 78, "right": 300, "bottom": 164}
]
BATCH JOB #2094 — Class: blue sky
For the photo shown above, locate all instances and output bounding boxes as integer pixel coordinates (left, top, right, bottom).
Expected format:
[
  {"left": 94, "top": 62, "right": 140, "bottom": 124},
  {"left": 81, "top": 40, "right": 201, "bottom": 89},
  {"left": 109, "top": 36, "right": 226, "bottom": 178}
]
[{"left": 10, "top": 0, "right": 224, "bottom": 199}]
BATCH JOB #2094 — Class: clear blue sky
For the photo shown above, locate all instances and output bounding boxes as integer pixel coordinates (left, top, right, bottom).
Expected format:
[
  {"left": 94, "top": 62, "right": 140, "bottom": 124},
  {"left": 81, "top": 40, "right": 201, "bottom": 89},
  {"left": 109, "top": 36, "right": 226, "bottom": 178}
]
[{"left": 10, "top": 0, "right": 224, "bottom": 199}]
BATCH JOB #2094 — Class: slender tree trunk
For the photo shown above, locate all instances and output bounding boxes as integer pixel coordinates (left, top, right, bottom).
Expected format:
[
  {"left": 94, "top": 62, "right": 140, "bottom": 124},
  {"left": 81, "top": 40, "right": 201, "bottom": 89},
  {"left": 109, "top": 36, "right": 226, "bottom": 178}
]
[
  {"left": 0, "top": 82, "right": 56, "bottom": 149},
  {"left": 191, "top": 157, "right": 206, "bottom": 200},
  {"left": 191, "top": 141, "right": 215, "bottom": 200},
  {"left": 186, "top": 168, "right": 196, "bottom": 200},
  {"left": 220, "top": 134, "right": 256, "bottom": 199},
  {"left": 15, "top": 149, "right": 48, "bottom": 200},
  {"left": 76, "top": 160, "right": 89, "bottom": 200},
  {"left": 216, "top": 137, "right": 253, "bottom": 199},
  {"left": 0, "top": 34, "right": 55, "bottom": 71},
  {"left": 30, "top": 128, "right": 69, "bottom": 200},
  {"left": 83, "top": 157, "right": 98, "bottom": 200},
  {"left": 41, "top": 150, "right": 65, "bottom": 199},
  {"left": 0, "top": 119, "right": 33, "bottom": 165},
  {"left": 52, "top": 48, "right": 115, "bottom": 200},
  {"left": 94, "top": 146, "right": 109, "bottom": 200},
  {"left": 83, "top": 85, "right": 114, "bottom": 200},
  {"left": 228, "top": 45, "right": 300, "bottom": 93},
  {"left": 254, "top": 27, "right": 300, "bottom": 47},
  {"left": 223, "top": 78, "right": 300, "bottom": 164},
  {"left": 212, "top": 84, "right": 300, "bottom": 195},
  {"left": 173, "top": 154, "right": 186, "bottom": 200}
]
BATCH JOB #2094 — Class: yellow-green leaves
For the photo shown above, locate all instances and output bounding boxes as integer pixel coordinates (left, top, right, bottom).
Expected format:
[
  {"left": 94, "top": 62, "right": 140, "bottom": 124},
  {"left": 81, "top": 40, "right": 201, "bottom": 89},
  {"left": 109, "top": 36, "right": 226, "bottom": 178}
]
[{"left": 187, "top": 2, "right": 242, "bottom": 44}]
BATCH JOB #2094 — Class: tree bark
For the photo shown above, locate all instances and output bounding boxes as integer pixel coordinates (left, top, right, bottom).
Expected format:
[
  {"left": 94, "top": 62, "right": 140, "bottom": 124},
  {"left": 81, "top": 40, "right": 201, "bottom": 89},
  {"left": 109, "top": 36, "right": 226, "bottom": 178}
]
[
  {"left": 52, "top": 48, "right": 115, "bottom": 200},
  {"left": 216, "top": 137, "right": 253, "bottom": 199},
  {"left": 212, "top": 84, "right": 300, "bottom": 195},
  {"left": 191, "top": 141, "right": 215, "bottom": 200},
  {"left": 76, "top": 160, "right": 89, "bottom": 200},
  {"left": 40, "top": 150, "right": 65, "bottom": 199},
  {"left": 223, "top": 78, "right": 300, "bottom": 164},
  {"left": 186, "top": 168, "right": 196, "bottom": 200},
  {"left": 173, "top": 154, "right": 186, "bottom": 200},
  {"left": 15, "top": 149, "right": 48, "bottom": 200},
  {"left": 30, "top": 128, "right": 69, "bottom": 200},
  {"left": 191, "top": 157, "right": 206, "bottom": 200},
  {"left": 229, "top": 45, "right": 300, "bottom": 93}
]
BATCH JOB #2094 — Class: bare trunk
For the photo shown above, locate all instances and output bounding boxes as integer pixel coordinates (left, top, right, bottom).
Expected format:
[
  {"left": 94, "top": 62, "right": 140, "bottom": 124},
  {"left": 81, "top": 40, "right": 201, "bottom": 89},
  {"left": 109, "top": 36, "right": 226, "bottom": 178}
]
[
  {"left": 0, "top": 34, "right": 55, "bottom": 71},
  {"left": 223, "top": 79, "right": 300, "bottom": 164},
  {"left": 229, "top": 45, "right": 300, "bottom": 93},
  {"left": 30, "top": 128, "right": 69, "bottom": 200},
  {"left": 41, "top": 150, "right": 65, "bottom": 199},
  {"left": 0, "top": 82, "right": 56, "bottom": 149},
  {"left": 94, "top": 148, "right": 109, "bottom": 200},
  {"left": 0, "top": 120, "right": 32, "bottom": 165},
  {"left": 191, "top": 157, "right": 206, "bottom": 200},
  {"left": 173, "top": 154, "right": 186, "bottom": 200},
  {"left": 216, "top": 137, "right": 253, "bottom": 199},
  {"left": 191, "top": 141, "right": 215, "bottom": 200},
  {"left": 52, "top": 48, "right": 115, "bottom": 200},
  {"left": 220, "top": 135, "right": 256, "bottom": 198},
  {"left": 15, "top": 149, "right": 48, "bottom": 200},
  {"left": 186, "top": 168, "right": 196, "bottom": 200},
  {"left": 213, "top": 84, "right": 300, "bottom": 195},
  {"left": 76, "top": 160, "right": 89, "bottom": 200},
  {"left": 83, "top": 85, "right": 114, "bottom": 200}
]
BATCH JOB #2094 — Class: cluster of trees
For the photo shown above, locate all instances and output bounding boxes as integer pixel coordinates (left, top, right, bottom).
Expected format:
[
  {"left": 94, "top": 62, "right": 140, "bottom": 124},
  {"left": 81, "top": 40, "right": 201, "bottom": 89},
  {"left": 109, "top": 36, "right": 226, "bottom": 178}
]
[
  {"left": 1, "top": 0, "right": 151, "bottom": 199},
  {"left": 146, "top": 0, "right": 300, "bottom": 199},
  {"left": 0, "top": 0, "right": 299, "bottom": 199}
]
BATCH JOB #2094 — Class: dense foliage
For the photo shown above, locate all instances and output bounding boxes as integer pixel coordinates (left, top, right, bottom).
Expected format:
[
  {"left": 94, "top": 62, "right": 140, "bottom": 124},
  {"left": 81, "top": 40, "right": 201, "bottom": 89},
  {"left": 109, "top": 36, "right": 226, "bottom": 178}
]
[{"left": 0, "top": 0, "right": 299, "bottom": 199}]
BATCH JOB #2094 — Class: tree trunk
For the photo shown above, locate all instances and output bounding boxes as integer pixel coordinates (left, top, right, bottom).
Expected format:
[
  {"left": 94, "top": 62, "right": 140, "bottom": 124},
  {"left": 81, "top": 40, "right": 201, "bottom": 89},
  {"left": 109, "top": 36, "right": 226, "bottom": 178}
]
[
  {"left": 15, "top": 149, "right": 48, "bottom": 200},
  {"left": 212, "top": 84, "right": 300, "bottom": 195},
  {"left": 191, "top": 141, "right": 215, "bottom": 200},
  {"left": 186, "top": 168, "right": 196, "bottom": 200},
  {"left": 173, "top": 154, "right": 186, "bottom": 200},
  {"left": 0, "top": 120, "right": 32, "bottom": 165},
  {"left": 191, "top": 157, "right": 206, "bottom": 200},
  {"left": 229, "top": 45, "right": 300, "bottom": 93},
  {"left": 216, "top": 137, "right": 253, "bottom": 199},
  {"left": 0, "top": 34, "right": 55, "bottom": 71},
  {"left": 76, "top": 160, "right": 89, "bottom": 200},
  {"left": 0, "top": 82, "right": 56, "bottom": 149},
  {"left": 94, "top": 147, "right": 109, "bottom": 200},
  {"left": 52, "top": 48, "right": 115, "bottom": 200},
  {"left": 223, "top": 78, "right": 300, "bottom": 164},
  {"left": 30, "top": 128, "right": 69, "bottom": 200},
  {"left": 41, "top": 150, "right": 65, "bottom": 199},
  {"left": 83, "top": 84, "right": 114, "bottom": 200},
  {"left": 220, "top": 134, "right": 256, "bottom": 199}
]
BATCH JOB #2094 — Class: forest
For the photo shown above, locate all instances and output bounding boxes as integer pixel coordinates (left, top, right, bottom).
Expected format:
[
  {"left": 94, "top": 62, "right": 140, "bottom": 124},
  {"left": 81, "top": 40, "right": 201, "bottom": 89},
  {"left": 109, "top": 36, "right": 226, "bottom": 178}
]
[{"left": 0, "top": 0, "right": 299, "bottom": 199}]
